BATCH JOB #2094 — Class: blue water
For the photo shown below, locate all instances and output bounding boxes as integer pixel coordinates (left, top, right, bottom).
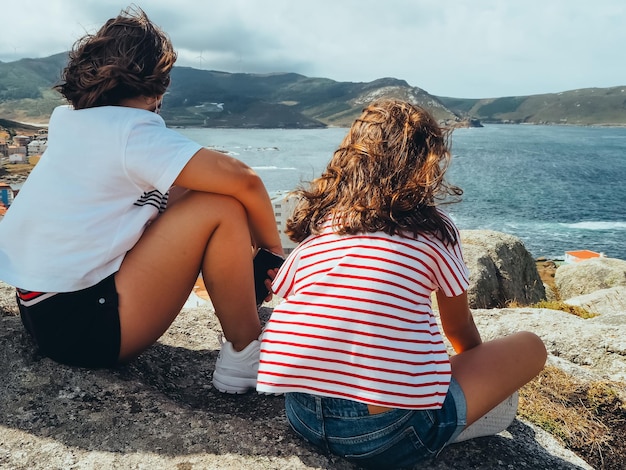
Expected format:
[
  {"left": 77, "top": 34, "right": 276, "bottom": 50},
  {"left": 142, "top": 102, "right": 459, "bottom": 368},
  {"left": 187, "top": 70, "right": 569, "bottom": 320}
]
[{"left": 178, "top": 125, "right": 626, "bottom": 261}]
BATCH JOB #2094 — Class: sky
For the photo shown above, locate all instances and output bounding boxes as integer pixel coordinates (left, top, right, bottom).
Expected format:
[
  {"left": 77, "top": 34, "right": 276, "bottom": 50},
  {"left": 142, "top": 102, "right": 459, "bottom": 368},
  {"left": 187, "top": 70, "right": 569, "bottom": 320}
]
[{"left": 1, "top": 0, "right": 625, "bottom": 99}]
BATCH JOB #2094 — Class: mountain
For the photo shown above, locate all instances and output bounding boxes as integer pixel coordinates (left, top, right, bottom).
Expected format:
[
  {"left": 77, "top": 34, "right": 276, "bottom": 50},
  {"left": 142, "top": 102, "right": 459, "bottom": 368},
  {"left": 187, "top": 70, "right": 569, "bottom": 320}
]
[
  {"left": 1, "top": 54, "right": 625, "bottom": 128},
  {"left": 438, "top": 87, "right": 626, "bottom": 126},
  {"left": 0, "top": 53, "right": 68, "bottom": 124},
  {"left": 0, "top": 56, "right": 466, "bottom": 128},
  {"left": 162, "top": 68, "right": 468, "bottom": 128}
]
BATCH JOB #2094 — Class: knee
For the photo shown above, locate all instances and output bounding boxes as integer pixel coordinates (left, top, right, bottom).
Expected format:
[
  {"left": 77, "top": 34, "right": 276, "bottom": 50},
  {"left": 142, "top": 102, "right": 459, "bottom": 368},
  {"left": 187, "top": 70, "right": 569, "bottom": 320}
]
[{"left": 518, "top": 331, "right": 548, "bottom": 368}]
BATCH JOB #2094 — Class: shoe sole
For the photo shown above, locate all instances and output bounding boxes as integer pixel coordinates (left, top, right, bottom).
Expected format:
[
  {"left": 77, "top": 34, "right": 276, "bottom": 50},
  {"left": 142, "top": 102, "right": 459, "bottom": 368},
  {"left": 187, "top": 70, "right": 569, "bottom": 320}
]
[
  {"left": 212, "top": 375, "right": 257, "bottom": 394},
  {"left": 211, "top": 376, "right": 283, "bottom": 395}
]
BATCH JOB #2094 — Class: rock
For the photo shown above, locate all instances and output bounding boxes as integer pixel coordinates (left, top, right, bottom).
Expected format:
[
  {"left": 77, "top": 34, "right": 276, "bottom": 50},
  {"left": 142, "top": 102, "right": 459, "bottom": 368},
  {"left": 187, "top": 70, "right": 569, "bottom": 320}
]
[
  {"left": 555, "top": 257, "right": 626, "bottom": 300},
  {"left": 430, "top": 421, "right": 593, "bottom": 470},
  {"left": 461, "top": 230, "right": 546, "bottom": 308},
  {"left": 0, "top": 279, "right": 18, "bottom": 315},
  {"left": 4, "top": 231, "right": 623, "bottom": 469},
  {"left": 471, "top": 307, "right": 626, "bottom": 382},
  {"left": 0, "top": 280, "right": 595, "bottom": 470},
  {"left": 565, "top": 286, "right": 626, "bottom": 317},
  {"left": 545, "top": 283, "right": 559, "bottom": 301}
]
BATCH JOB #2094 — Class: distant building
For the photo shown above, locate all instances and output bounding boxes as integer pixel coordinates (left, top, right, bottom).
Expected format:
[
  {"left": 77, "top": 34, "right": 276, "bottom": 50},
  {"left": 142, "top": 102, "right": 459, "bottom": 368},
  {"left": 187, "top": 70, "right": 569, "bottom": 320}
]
[
  {"left": 12, "top": 135, "right": 31, "bottom": 147},
  {"left": 185, "top": 274, "right": 210, "bottom": 308},
  {"left": 270, "top": 190, "right": 299, "bottom": 254},
  {"left": 27, "top": 139, "right": 48, "bottom": 155},
  {"left": 0, "top": 182, "right": 14, "bottom": 207},
  {"left": 564, "top": 250, "right": 606, "bottom": 264},
  {"left": 9, "top": 182, "right": 24, "bottom": 198},
  {"left": 9, "top": 153, "right": 28, "bottom": 164}
]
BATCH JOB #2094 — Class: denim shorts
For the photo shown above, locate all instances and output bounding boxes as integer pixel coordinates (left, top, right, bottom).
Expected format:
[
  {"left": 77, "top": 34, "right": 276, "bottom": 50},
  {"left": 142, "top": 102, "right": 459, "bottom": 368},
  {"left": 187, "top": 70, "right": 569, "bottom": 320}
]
[
  {"left": 18, "top": 274, "right": 121, "bottom": 368},
  {"left": 285, "top": 378, "right": 467, "bottom": 469}
]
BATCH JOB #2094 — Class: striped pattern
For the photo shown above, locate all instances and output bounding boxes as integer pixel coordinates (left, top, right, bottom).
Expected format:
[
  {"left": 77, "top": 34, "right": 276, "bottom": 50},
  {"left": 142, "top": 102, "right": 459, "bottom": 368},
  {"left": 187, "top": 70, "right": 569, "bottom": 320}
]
[
  {"left": 257, "top": 218, "right": 469, "bottom": 409},
  {"left": 133, "top": 189, "right": 169, "bottom": 213},
  {"left": 16, "top": 288, "right": 57, "bottom": 307}
]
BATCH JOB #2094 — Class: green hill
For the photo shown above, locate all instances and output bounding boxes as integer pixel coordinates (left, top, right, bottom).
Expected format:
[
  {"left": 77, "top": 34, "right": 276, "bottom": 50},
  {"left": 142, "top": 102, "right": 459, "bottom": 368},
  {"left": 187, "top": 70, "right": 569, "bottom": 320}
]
[
  {"left": 1, "top": 54, "right": 625, "bottom": 128},
  {"left": 160, "top": 69, "right": 466, "bottom": 128},
  {"left": 0, "top": 53, "right": 68, "bottom": 123},
  {"left": 0, "top": 54, "right": 471, "bottom": 128},
  {"left": 438, "top": 87, "right": 626, "bottom": 126}
]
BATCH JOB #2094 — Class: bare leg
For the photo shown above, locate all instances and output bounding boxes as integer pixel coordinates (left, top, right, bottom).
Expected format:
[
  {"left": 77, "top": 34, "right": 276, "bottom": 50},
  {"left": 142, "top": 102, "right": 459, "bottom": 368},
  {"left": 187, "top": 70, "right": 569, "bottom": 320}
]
[
  {"left": 114, "top": 191, "right": 260, "bottom": 362},
  {"left": 450, "top": 331, "right": 547, "bottom": 426}
]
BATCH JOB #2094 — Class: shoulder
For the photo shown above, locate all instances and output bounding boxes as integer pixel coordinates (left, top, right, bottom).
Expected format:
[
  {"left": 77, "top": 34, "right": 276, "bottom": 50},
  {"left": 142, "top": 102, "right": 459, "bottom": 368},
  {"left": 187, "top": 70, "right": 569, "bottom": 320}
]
[
  {"left": 434, "top": 207, "right": 458, "bottom": 227},
  {"left": 53, "top": 105, "right": 164, "bottom": 127}
]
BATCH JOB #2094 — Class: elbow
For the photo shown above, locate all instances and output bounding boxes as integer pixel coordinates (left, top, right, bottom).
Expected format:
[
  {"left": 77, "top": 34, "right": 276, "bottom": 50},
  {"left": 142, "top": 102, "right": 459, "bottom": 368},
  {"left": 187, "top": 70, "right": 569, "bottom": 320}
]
[
  {"left": 242, "top": 170, "right": 265, "bottom": 194},
  {"left": 233, "top": 169, "right": 267, "bottom": 201}
]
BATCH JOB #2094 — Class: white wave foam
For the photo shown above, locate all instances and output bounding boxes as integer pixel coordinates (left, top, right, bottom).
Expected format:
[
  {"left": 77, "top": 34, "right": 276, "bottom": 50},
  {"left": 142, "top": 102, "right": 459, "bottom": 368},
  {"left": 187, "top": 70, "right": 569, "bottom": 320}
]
[
  {"left": 561, "top": 221, "right": 626, "bottom": 231},
  {"left": 244, "top": 146, "right": 279, "bottom": 152},
  {"left": 206, "top": 146, "right": 240, "bottom": 156},
  {"left": 252, "top": 166, "right": 297, "bottom": 171}
]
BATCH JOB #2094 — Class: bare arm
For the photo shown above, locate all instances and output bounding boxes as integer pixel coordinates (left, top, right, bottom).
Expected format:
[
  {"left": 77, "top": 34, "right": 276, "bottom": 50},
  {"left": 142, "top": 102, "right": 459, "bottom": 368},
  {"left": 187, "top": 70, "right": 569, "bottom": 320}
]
[
  {"left": 174, "top": 148, "right": 283, "bottom": 255},
  {"left": 167, "top": 185, "right": 188, "bottom": 205},
  {"left": 436, "top": 290, "right": 482, "bottom": 354}
]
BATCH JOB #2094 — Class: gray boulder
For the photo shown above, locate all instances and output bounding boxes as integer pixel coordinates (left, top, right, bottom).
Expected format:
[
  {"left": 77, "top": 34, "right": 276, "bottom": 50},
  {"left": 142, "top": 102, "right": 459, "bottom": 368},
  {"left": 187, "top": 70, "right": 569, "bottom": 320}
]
[
  {"left": 555, "top": 257, "right": 626, "bottom": 300},
  {"left": 461, "top": 230, "right": 545, "bottom": 308},
  {"left": 471, "top": 307, "right": 626, "bottom": 382},
  {"left": 565, "top": 286, "right": 626, "bottom": 317}
]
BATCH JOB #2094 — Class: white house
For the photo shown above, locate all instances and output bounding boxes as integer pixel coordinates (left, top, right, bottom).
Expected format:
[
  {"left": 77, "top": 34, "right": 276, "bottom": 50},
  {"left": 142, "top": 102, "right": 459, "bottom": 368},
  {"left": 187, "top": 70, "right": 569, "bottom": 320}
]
[
  {"left": 9, "top": 153, "right": 27, "bottom": 164},
  {"left": 564, "top": 250, "right": 606, "bottom": 264},
  {"left": 27, "top": 140, "right": 48, "bottom": 155},
  {"left": 270, "top": 190, "right": 299, "bottom": 254}
]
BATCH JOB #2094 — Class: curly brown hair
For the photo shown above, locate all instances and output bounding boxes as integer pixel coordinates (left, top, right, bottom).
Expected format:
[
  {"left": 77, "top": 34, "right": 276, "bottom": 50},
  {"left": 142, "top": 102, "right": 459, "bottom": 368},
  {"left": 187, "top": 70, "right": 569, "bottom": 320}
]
[
  {"left": 286, "top": 99, "right": 463, "bottom": 244},
  {"left": 54, "top": 6, "right": 176, "bottom": 109}
]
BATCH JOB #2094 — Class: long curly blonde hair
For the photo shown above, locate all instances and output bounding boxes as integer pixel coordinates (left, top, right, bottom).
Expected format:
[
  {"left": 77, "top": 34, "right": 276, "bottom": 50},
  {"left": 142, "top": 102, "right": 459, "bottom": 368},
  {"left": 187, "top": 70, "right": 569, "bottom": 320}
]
[
  {"left": 286, "top": 99, "right": 463, "bottom": 244},
  {"left": 55, "top": 6, "right": 176, "bottom": 109}
]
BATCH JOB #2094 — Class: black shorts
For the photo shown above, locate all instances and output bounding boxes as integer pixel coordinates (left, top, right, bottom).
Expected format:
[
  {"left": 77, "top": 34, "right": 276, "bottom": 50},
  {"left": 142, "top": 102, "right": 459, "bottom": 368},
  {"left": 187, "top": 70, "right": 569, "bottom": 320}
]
[{"left": 18, "top": 274, "right": 121, "bottom": 368}]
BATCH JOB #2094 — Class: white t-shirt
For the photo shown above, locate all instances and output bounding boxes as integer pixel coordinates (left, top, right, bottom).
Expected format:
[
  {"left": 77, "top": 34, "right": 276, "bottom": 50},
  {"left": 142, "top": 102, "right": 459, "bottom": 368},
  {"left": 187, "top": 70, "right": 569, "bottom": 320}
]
[
  {"left": 257, "top": 218, "right": 469, "bottom": 409},
  {"left": 0, "top": 105, "right": 202, "bottom": 292}
]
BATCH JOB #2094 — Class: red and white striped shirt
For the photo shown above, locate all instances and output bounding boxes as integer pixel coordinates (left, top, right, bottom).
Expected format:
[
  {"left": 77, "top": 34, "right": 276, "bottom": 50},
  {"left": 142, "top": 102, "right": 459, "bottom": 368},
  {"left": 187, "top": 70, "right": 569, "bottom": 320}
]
[{"left": 257, "top": 217, "right": 469, "bottom": 409}]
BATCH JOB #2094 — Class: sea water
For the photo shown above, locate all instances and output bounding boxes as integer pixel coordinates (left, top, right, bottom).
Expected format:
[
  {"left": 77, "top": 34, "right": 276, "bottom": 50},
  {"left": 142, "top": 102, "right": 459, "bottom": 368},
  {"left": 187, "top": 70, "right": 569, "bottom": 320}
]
[{"left": 179, "top": 125, "right": 626, "bottom": 261}]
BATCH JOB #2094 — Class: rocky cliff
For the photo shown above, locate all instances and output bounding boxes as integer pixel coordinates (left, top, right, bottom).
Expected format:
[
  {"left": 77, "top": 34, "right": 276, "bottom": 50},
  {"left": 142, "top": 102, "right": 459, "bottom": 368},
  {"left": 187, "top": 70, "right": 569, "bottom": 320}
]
[{"left": 1, "top": 231, "right": 625, "bottom": 469}]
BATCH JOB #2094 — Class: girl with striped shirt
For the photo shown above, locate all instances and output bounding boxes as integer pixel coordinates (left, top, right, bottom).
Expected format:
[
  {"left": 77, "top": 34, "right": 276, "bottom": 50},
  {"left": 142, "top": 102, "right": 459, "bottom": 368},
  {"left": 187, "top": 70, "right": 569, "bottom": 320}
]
[{"left": 257, "top": 99, "right": 546, "bottom": 468}]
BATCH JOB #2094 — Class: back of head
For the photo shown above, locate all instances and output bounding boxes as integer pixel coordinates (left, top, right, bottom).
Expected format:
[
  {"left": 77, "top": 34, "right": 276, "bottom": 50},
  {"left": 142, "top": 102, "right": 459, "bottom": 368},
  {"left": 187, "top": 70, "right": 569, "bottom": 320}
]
[
  {"left": 287, "top": 99, "right": 462, "bottom": 243},
  {"left": 55, "top": 6, "right": 177, "bottom": 109},
  {"left": 338, "top": 99, "right": 449, "bottom": 194}
]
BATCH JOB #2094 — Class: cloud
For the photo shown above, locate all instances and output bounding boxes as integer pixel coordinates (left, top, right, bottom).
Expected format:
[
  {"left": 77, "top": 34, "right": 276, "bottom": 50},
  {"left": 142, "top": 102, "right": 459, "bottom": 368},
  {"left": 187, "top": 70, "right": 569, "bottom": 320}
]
[{"left": 1, "top": 0, "right": 625, "bottom": 98}]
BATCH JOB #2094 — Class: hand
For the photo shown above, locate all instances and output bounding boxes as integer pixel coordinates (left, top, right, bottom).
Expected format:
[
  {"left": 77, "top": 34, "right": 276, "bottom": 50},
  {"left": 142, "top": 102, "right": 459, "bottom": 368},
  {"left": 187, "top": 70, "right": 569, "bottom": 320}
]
[{"left": 262, "top": 267, "right": 280, "bottom": 303}]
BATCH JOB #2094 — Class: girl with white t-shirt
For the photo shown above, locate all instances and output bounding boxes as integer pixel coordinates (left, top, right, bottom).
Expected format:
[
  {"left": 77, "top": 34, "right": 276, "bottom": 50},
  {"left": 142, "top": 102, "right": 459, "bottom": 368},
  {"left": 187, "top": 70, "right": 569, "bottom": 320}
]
[
  {"left": 256, "top": 99, "right": 547, "bottom": 468},
  {"left": 0, "top": 7, "right": 283, "bottom": 393}
]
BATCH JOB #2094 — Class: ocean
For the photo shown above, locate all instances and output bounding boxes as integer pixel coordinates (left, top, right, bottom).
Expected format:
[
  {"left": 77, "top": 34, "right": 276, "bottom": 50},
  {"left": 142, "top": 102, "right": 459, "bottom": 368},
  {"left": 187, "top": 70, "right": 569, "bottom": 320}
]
[{"left": 178, "top": 124, "right": 626, "bottom": 261}]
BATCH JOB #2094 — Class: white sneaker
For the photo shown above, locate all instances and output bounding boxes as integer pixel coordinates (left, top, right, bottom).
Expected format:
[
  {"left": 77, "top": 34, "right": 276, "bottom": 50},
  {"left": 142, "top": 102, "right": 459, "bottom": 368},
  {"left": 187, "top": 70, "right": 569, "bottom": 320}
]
[
  {"left": 212, "top": 337, "right": 261, "bottom": 394},
  {"left": 453, "top": 391, "right": 519, "bottom": 443}
]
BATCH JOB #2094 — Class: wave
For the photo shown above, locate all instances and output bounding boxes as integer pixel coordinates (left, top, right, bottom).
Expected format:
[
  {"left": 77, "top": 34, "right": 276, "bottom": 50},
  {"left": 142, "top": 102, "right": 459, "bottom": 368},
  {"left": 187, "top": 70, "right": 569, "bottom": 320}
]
[
  {"left": 251, "top": 165, "right": 298, "bottom": 171},
  {"left": 560, "top": 221, "right": 626, "bottom": 231},
  {"left": 244, "top": 146, "right": 280, "bottom": 152},
  {"left": 205, "top": 146, "right": 240, "bottom": 156}
]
